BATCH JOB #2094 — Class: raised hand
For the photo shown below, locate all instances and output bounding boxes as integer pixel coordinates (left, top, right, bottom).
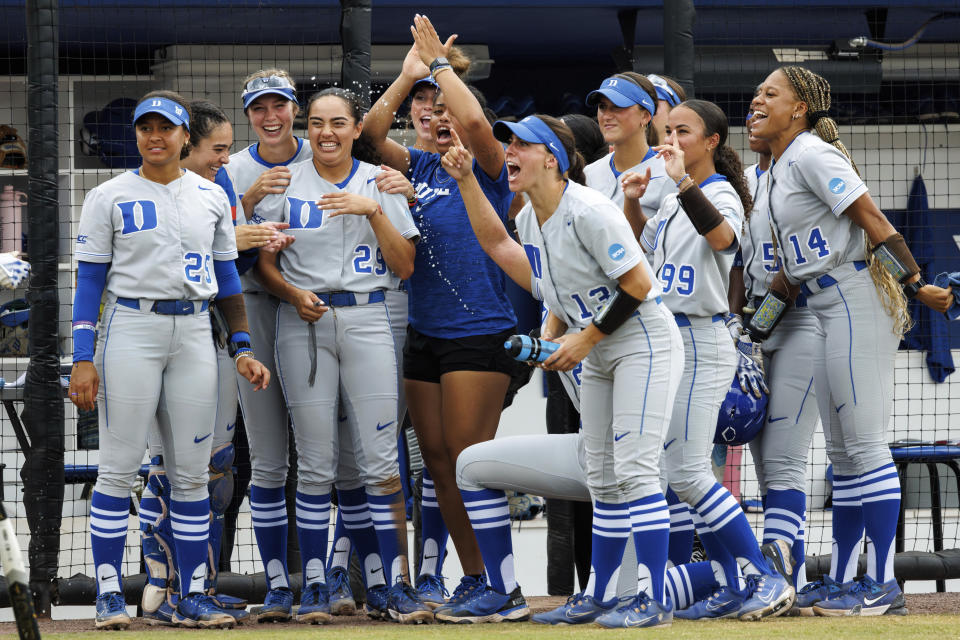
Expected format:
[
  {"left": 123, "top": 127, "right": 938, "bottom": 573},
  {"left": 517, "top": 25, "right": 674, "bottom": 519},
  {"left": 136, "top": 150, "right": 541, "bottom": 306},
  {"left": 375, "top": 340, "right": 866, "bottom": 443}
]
[
  {"left": 401, "top": 43, "right": 431, "bottom": 81},
  {"left": 410, "top": 14, "right": 458, "bottom": 68},
  {"left": 440, "top": 128, "right": 474, "bottom": 180},
  {"left": 653, "top": 131, "right": 687, "bottom": 184},
  {"left": 621, "top": 167, "right": 652, "bottom": 200}
]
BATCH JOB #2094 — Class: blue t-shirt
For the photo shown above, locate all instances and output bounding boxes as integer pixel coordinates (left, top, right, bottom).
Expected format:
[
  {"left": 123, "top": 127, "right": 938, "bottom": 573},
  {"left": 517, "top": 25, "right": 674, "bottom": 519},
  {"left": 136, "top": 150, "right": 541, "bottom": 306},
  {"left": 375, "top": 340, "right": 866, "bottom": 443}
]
[{"left": 406, "top": 148, "right": 517, "bottom": 338}]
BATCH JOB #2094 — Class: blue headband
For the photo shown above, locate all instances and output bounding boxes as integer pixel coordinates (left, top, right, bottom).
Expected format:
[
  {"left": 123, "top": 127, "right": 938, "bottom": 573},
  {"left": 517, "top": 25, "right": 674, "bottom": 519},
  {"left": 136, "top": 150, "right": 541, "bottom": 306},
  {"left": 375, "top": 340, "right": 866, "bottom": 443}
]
[
  {"left": 586, "top": 76, "right": 656, "bottom": 116},
  {"left": 647, "top": 74, "right": 681, "bottom": 107},
  {"left": 492, "top": 116, "right": 570, "bottom": 176},
  {"left": 133, "top": 97, "right": 190, "bottom": 130}
]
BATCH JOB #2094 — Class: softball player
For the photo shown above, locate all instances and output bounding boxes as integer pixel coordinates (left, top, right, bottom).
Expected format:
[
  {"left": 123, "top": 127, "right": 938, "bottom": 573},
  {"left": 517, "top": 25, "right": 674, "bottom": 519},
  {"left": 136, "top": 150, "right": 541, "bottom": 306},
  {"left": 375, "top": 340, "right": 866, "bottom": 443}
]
[
  {"left": 747, "top": 65, "right": 952, "bottom": 616},
  {"left": 444, "top": 116, "right": 683, "bottom": 627},
  {"left": 583, "top": 72, "right": 676, "bottom": 239},
  {"left": 734, "top": 109, "right": 820, "bottom": 599},
  {"left": 69, "top": 91, "right": 269, "bottom": 630},
  {"left": 253, "top": 87, "right": 428, "bottom": 624},
  {"left": 620, "top": 99, "right": 794, "bottom": 621},
  {"left": 646, "top": 74, "right": 685, "bottom": 144},
  {"left": 360, "top": 15, "right": 519, "bottom": 616}
]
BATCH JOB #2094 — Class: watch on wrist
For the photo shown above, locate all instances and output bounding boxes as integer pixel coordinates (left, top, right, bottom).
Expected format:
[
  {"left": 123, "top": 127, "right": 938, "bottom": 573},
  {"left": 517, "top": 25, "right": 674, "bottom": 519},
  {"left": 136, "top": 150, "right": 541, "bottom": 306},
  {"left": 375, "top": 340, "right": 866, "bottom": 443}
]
[
  {"left": 429, "top": 57, "right": 450, "bottom": 74},
  {"left": 228, "top": 340, "right": 252, "bottom": 358},
  {"left": 902, "top": 278, "right": 926, "bottom": 299}
]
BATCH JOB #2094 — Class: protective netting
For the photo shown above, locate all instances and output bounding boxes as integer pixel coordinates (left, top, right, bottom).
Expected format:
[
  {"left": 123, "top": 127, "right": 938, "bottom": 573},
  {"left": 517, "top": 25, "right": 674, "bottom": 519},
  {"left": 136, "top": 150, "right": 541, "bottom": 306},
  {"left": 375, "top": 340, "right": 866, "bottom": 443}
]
[{"left": 0, "top": 2, "right": 957, "bottom": 600}]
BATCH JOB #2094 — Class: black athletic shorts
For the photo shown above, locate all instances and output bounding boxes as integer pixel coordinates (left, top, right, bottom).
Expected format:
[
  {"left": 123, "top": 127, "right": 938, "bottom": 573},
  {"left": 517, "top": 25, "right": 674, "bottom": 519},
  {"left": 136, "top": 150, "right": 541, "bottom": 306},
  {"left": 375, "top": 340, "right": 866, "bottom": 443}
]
[{"left": 402, "top": 325, "right": 517, "bottom": 383}]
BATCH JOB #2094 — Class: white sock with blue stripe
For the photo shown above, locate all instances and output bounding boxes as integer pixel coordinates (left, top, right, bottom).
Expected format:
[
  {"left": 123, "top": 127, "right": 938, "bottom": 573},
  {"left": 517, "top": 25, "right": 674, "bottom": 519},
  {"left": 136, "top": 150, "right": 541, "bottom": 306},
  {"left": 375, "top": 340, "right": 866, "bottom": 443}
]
[
  {"left": 330, "top": 487, "right": 384, "bottom": 588},
  {"left": 763, "top": 488, "right": 806, "bottom": 587},
  {"left": 90, "top": 491, "right": 130, "bottom": 596},
  {"left": 584, "top": 500, "right": 630, "bottom": 603},
  {"left": 296, "top": 491, "right": 331, "bottom": 587},
  {"left": 829, "top": 473, "right": 863, "bottom": 583},
  {"left": 461, "top": 488, "right": 516, "bottom": 594},
  {"left": 859, "top": 463, "right": 900, "bottom": 584},
  {"left": 249, "top": 485, "right": 290, "bottom": 589},
  {"left": 628, "top": 493, "right": 670, "bottom": 602},
  {"left": 170, "top": 497, "right": 210, "bottom": 596},
  {"left": 664, "top": 561, "right": 718, "bottom": 610}
]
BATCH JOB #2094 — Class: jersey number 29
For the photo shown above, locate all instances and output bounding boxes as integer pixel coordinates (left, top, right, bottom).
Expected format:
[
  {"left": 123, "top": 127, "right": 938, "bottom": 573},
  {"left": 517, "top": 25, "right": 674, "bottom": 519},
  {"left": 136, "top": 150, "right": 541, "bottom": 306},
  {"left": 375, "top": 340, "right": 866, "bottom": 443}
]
[{"left": 354, "top": 245, "right": 387, "bottom": 275}]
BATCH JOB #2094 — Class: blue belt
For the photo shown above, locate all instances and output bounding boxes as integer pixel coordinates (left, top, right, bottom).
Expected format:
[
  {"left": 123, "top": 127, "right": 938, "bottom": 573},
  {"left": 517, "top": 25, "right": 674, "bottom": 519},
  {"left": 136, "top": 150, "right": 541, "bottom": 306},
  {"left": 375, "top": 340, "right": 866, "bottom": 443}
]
[
  {"left": 315, "top": 290, "right": 386, "bottom": 307},
  {"left": 116, "top": 297, "right": 209, "bottom": 315},
  {"left": 673, "top": 312, "right": 724, "bottom": 328},
  {"left": 800, "top": 260, "right": 867, "bottom": 297},
  {"left": 795, "top": 293, "right": 808, "bottom": 308}
]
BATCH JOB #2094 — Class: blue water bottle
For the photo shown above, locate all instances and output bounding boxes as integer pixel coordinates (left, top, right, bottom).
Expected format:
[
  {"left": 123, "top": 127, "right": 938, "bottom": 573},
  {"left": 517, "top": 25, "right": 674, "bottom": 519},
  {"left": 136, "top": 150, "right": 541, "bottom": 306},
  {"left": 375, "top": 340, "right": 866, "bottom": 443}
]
[{"left": 504, "top": 334, "right": 560, "bottom": 363}]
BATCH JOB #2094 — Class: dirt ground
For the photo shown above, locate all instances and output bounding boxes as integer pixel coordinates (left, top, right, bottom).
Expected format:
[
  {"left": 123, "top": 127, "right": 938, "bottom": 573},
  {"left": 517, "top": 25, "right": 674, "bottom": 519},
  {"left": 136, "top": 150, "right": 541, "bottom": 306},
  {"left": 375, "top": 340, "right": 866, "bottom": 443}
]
[{"left": 3, "top": 593, "right": 960, "bottom": 635}]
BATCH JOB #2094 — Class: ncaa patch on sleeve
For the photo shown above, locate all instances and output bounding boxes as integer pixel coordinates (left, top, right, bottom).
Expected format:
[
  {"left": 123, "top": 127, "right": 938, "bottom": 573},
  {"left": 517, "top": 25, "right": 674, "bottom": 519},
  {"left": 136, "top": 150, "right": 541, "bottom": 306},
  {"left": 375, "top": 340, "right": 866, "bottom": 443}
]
[
  {"left": 608, "top": 243, "right": 625, "bottom": 260},
  {"left": 828, "top": 178, "right": 846, "bottom": 194}
]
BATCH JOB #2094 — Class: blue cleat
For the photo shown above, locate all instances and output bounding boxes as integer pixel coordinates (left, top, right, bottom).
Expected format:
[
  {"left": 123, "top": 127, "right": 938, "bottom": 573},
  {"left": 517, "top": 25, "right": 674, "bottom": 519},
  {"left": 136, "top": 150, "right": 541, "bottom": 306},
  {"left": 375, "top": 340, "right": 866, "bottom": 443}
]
[
  {"left": 595, "top": 592, "right": 673, "bottom": 628},
  {"left": 738, "top": 573, "right": 795, "bottom": 620},
  {"left": 761, "top": 539, "right": 795, "bottom": 584},
  {"left": 387, "top": 579, "right": 435, "bottom": 624},
  {"left": 327, "top": 567, "right": 356, "bottom": 615},
  {"left": 173, "top": 593, "right": 236, "bottom": 628},
  {"left": 416, "top": 574, "right": 449, "bottom": 610},
  {"left": 365, "top": 584, "right": 390, "bottom": 620},
  {"left": 257, "top": 587, "right": 294, "bottom": 622},
  {"left": 95, "top": 592, "right": 131, "bottom": 630},
  {"left": 433, "top": 574, "right": 487, "bottom": 616},
  {"left": 434, "top": 585, "right": 529, "bottom": 624},
  {"left": 210, "top": 592, "right": 248, "bottom": 609},
  {"left": 296, "top": 582, "right": 332, "bottom": 624},
  {"left": 674, "top": 586, "right": 744, "bottom": 619},
  {"left": 794, "top": 575, "right": 846, "bottom": 616},
  {"left": 813, "top": 576, "right": 906, "bottom": 617},
  {"left": 142, "top": 595, "right": 176, "bottom": 627},
  {"left": 531, "top": 592, "right": 617, "bottom": 625}
]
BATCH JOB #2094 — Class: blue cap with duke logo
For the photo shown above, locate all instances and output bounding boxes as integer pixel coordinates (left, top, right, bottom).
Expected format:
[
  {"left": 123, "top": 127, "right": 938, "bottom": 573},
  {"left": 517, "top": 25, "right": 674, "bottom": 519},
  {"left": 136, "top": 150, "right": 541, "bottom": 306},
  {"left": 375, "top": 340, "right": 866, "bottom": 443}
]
[
  {"left": 493, "top": 115, "right": 570, "bottom": 176},
  {"left": 586, "top": 76, "right": 656, "bottom": 116},
  {"left": 133, "top": 97, "right": 190, "bottom": 131},
  {"left": 647, "top": 74, "right": 681, "bottom": 108}
]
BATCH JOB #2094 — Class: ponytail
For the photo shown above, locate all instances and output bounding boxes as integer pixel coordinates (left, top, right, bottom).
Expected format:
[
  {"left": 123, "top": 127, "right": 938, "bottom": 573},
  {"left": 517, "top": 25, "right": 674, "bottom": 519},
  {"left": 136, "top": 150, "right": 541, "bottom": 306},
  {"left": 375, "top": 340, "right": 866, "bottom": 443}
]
[{"left": 714, "top": 145, "right": 752, "bottom": 219}]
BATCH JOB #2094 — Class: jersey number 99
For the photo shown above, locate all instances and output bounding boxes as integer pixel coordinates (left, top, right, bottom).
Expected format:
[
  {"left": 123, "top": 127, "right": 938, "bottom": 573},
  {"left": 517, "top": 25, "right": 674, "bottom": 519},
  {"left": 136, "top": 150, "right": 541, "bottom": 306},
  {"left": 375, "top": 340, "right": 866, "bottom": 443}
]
[{"left": 660, "top": 263, "right": 695, "bottom": 296}]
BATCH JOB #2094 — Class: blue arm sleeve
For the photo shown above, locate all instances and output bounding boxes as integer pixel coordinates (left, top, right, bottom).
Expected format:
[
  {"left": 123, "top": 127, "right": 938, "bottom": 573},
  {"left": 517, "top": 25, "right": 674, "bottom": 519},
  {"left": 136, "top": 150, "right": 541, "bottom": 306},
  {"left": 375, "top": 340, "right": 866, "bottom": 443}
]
[
  {"left": 72, "top": 261, "right": 108, "bottom": 362},
  {"left": 213, "top": 258, "right": 242, "bottom": 299},
  {"left": 235, "top": 248, "right": 259, "bottom": 276}
]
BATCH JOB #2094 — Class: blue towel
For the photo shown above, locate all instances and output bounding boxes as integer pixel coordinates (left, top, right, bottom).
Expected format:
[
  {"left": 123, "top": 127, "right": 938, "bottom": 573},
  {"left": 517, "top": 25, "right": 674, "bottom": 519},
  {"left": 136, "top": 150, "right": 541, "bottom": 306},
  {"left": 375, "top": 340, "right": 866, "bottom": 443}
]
[{"left": 933, "top": 271, "right": 960, "bottom": 321}]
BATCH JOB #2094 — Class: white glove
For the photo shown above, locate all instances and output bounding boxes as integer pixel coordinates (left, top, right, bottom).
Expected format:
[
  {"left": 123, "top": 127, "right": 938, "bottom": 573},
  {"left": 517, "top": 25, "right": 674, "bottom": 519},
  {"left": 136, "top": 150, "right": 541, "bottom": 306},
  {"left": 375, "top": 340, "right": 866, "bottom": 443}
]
[
  {"left": 736, "top": 335, "right": 768, "bottom": 399},
  {"left": 0, "top": 252, "right": 29, "bottom": 289},
  {"left": 724, "top": 313, "right": 743, "bottom": 344}
]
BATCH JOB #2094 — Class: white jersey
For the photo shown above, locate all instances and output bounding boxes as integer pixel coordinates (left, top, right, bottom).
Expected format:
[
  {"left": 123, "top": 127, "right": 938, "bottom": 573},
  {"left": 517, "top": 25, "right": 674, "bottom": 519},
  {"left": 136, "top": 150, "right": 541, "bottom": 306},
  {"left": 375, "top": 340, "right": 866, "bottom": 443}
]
[
  {"left": 254, "top": 159, "right": 419, "bottom": 292},
  {"left": 758, "top": 131, "right": 868, "bottom": 283},
  {"left": 744, "top": 162, "right": 765, "bottom": 204},
  {"left": 76, "top": 169, "right": 237, "bottom": 300},
  {"left": 515, "top": 180, "right": 660, "bottom": 330},
  {"left": 584, "top": 150, "right": 676, "bottom": 216},
  {"left": 639, "top": 176, "right": 743, "bottom": 316},
  {"left": 228, "top": 138, "right": 313, "bottom": 293}
]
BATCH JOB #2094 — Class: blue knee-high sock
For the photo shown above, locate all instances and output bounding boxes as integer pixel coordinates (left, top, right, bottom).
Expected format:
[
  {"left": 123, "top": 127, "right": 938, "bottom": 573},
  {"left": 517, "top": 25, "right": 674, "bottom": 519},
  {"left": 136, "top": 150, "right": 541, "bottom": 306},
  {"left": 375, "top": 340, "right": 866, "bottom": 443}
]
[
  {"left": 461, "top": 488, "right": 517, "bottom": 594},
  {"left": 665, "top": 487, "right": 694, "bottom": 566},
  {"left": 763, "top": 488, "right": 806, "bottom": 586},
  {"left": 691, "top": 510, "right": 740, "bottom": 590},
  {"left": 368, "top": 489, "right": 409, "bottom": 585},
  {"left": 91, "top": 491, "right": 131, "bottom": 596},
  {"left": 584, "top": 500, "right": 630, "bottom": 603},
  {"left": 694, "top": 483, "right": 771, "bottom": 586},
  {"left": 170, "top": 497, "right": 210, "bottom": 596},
  {"left": 829, "top": 473, "right": 864, "bottom": 583},
  {"left": 334, "top": 487, "right": 384, "bottom": 587},
  {"left": 249, "top": 485, "right": 289, "bottom": 590},
  {"left": 665, "top": 561, "right": 718, "bottom": 610},
  {"left": 418, "top": 467, "right": 448, "bottom": 578},
  {"left": 628, "top": 494, "right": 670, "bottom": 603},
  {"left": 859, "top": 463, "right": 900, "bottom": 584},
  {"left": 296, "top": 491, "right": 331, "bottom": 587}
]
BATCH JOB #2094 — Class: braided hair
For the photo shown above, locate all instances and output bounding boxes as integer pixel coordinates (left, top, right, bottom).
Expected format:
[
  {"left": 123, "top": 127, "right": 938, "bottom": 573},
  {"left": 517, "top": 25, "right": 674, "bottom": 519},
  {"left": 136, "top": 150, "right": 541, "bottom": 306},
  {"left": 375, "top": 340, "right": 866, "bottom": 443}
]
[
  {"left": 778, "top": 65, "right": 910, "bottom": 336},
  {"left": 680, "top": 99, "right": 753, "bottom": 219}
]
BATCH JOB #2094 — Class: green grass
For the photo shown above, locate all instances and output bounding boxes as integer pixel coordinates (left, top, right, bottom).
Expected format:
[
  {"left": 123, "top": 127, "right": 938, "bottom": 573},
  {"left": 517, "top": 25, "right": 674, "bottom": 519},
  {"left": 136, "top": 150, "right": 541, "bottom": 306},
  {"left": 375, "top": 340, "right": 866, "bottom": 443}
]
[{"left": 18, "top": 616, "right": 960, "bottom": 640}]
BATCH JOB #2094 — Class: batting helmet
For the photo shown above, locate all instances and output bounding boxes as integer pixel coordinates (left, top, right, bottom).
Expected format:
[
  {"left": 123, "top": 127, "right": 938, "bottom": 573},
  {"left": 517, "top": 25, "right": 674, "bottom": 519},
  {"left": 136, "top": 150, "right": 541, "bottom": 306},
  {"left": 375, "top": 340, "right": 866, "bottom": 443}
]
[{"left": 714, "top": 375, "right": 768, "bottom": 445}]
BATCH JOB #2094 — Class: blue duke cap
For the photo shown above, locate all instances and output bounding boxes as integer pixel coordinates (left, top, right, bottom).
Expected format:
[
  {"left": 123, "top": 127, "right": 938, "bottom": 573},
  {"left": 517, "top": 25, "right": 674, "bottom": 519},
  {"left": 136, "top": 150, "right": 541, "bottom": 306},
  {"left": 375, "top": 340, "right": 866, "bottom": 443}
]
[
  {"left": 493, "top": 115, "right": 570, "bottom": 175},
  {"left": 586, "top": 76, "right": 656, "bottom": 116},
  {"left": 133, "top": 97, "right": 190, "bottom": 130},
  {"left": 241, "top": 74, "right": 298, "bottom": 110}
]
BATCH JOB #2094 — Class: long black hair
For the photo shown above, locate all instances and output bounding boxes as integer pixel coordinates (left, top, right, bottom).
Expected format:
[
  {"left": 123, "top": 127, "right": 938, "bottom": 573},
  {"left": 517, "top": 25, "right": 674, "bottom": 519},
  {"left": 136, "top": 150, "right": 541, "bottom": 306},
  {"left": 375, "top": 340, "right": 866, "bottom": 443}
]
[{"left": 534, "top": 114, "right": 586, "bottom": 186}]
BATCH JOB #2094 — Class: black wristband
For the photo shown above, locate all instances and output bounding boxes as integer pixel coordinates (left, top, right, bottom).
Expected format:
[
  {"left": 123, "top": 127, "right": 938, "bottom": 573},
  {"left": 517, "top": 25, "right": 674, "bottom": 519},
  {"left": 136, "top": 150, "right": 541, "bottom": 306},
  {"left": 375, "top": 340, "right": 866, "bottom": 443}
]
[
  {"left": 429, "top": 57, "right": 450, "bottom": 74},
  {"left": 592, "top": 286, "right": 643, "bottom": 335},
  {"left": 902, "top": 278, "right": 926, "bottom": 299},
  {"left": 228, "top": 340, "right": 252, "bottom": 358},
  {"left": 677, "top": 183, "right": 726, "bottom": 236}
]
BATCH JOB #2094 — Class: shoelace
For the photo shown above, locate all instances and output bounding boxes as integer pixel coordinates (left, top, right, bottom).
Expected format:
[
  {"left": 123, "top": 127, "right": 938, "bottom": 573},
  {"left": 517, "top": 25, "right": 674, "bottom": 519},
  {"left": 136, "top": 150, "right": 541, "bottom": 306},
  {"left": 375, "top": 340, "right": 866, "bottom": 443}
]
[
  {"left": 101, "top": 592, "right": 126, "bottom": 612},
  {"left": 264, "top": 589, "right": 291, "bottom": 607},
  {"left": 417, "top": 574, "right": 449, "bottom": 598},
  {"left": 564, "top": 592, "right": 590, "bottom": 608},
  {"left": 449, "top": 577, "right": 483, "bottom": 603},
  {"left": 798, "top": 578, "right": 825, "bottom": 594},
  {"left": 328, "top": 569, "right": 351, "bottom": 594}
]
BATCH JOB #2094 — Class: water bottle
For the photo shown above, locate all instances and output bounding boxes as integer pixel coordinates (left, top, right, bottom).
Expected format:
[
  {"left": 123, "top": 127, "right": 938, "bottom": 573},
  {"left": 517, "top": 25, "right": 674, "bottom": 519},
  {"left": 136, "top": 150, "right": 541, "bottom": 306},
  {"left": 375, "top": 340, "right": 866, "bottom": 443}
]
[{"left": 504, "top": 334, "right": 560, "bottom": 363}]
